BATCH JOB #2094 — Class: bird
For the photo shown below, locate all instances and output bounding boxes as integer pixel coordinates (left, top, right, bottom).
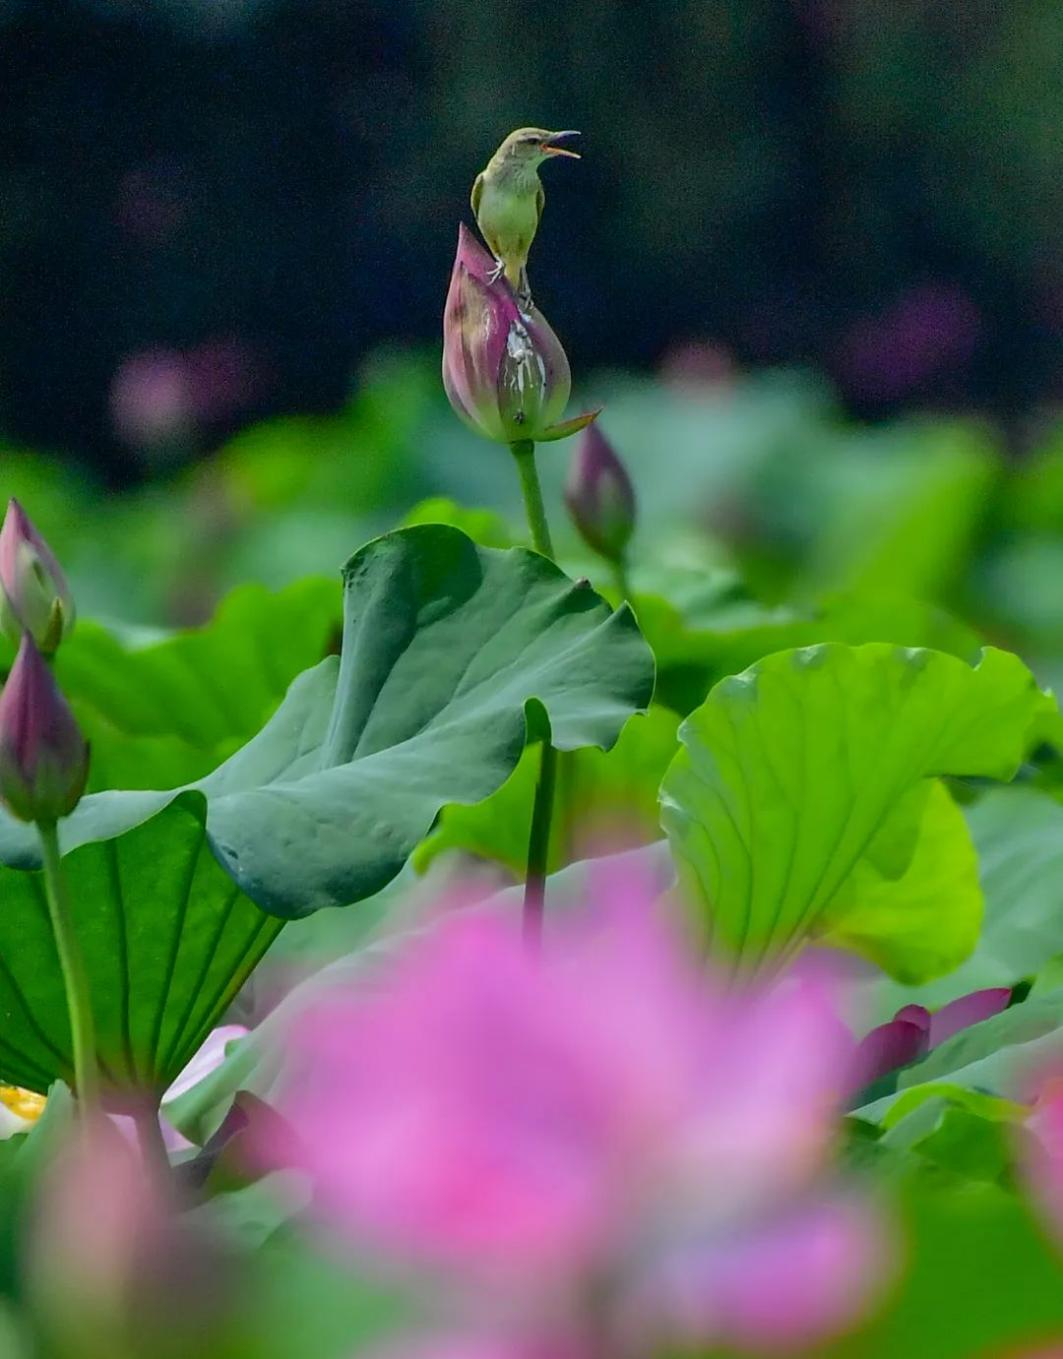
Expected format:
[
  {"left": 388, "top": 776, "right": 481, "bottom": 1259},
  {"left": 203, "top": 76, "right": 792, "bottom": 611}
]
[{"left": 471, "top": 127, "right": 580, "bottom": 307}]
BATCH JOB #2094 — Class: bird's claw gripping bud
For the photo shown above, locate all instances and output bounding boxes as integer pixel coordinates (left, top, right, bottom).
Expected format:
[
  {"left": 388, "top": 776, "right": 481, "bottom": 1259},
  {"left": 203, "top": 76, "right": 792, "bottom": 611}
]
[
  {"left": 0, "top": 500, "right": 76, "bottom": 655},
  {"left": 442, "top": 224, "right": 596, "bottom": 446},
  {"left": 0, "top": 633, "right": 89, "bottom": 824},
  {"left": 564, "top": 423, "right": 637, "bottom": 563}
]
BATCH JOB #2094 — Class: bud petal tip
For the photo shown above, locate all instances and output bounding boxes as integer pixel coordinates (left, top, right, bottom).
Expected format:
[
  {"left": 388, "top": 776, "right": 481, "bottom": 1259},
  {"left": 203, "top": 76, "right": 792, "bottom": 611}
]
[{"left": 0, "top": 499, "right": 75, "bottom": 654}]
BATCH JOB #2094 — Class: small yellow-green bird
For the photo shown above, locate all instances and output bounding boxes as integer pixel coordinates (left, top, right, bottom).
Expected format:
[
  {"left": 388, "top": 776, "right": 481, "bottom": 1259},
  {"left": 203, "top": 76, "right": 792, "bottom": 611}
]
[{"left": 471, "top": 127, "right": 581, "bottom": 305}]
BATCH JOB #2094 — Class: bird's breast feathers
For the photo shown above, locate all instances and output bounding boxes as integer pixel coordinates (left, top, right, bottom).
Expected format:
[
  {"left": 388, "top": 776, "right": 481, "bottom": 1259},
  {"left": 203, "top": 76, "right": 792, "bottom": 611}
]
[{"left": 476, "top": 178, "right": 541, "bottom": 249}]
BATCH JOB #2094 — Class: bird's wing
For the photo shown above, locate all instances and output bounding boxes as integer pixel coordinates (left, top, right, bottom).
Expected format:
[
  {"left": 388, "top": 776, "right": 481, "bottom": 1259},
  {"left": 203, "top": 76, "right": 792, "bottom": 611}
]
[
  {"left": 470, "top": 172, "right": 484, "bottom": 218},
  {"left": 536, "top": 182, "right": 545, "bottom": 227}
]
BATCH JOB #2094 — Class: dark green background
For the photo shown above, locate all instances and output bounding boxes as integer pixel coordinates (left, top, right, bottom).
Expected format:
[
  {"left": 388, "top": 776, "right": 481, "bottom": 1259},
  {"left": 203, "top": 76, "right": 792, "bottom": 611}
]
[{"left": 3, "top": 0, "right": 1061, "bottom": 478}]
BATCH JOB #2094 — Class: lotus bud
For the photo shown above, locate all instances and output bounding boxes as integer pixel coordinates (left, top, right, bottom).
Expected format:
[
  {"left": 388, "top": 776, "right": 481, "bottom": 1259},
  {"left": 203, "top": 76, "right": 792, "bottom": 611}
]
[
  {"left": 0, "top": 499, "right": 75, "bottom": 654},
  {"left": 564, "top": 423, "right": 636, "bottom": 562},
  {"left": 29, "top": 1114, "right": 235, "bottom": 1359},
  {"left": 442, "top": 224, "right": 598, "bottom": 446},
  {"left": 0, "top": 633, "right": 88, "bottom": 823}
]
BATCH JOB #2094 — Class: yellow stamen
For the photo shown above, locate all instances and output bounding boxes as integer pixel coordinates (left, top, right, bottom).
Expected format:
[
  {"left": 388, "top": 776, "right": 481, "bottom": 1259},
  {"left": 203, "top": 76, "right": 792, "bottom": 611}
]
[{"left": 0, "top": 1085, "right": 46, "bottom": 1122}]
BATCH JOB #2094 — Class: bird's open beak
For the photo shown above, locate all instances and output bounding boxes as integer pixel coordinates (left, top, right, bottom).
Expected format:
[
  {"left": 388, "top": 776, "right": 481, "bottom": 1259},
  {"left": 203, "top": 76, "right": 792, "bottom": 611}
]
[{"left": 541, "top": 131, "right": 581, "bottom": 159}]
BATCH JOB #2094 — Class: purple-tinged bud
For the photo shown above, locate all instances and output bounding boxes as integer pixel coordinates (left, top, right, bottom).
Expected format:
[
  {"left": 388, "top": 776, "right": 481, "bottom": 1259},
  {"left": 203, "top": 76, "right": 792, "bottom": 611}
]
[
  {"left": 0, "top": 499, "right": 76, "bottom": 654},
  {"left": 927, "top": 987, "right": 1011, "bottom": 1047},
  {"left": 564, "top": 423, "right": 636, "bottom": 562},
  {"left": 442, "top": 224, "right": 599, "bottom": 446},
  {"left": 849, "top": 1008, "right": 930, "bottom": 1089},
  {"left": 0, "top": 633, "right": 88, "bottom": 823}
]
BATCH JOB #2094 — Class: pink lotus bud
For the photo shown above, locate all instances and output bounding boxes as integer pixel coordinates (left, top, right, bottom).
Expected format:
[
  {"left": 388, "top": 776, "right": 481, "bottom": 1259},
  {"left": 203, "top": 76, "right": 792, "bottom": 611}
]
[
  {"left": 442, "top": 224, "right": 598, "bottom": 446},
  {"left": 0, "top": 499, "right": 75, "bottom": 654},
  {"left": 0, "top": 633, "right": 88, "bottom": 823},
  {"left": 563, "top": 424, "right": 636, "bottom": 562},
  {"left": 29, "top": 1115, "right": 234, "bottom": 1358}
]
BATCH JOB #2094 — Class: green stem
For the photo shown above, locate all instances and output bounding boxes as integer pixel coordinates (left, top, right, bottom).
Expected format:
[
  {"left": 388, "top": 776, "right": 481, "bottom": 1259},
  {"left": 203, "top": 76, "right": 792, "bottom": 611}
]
[
  {"left": 523, "top": 742, "right": 557, "bottom": 947},
  {"left": 37, "top": 821, "right": 99, "bottom": 1110},
  {"left": 511, "top": 439, "right": 555, "bottom": 558},
  {"left": 610, "top": 556, "right": 632, "bottom": 603},
  {"left": 128, "top": 1095, "right": 172, "bottom": 1180},
  {"left": 510, "top": 440, "right": 558, "bottom": 945}
]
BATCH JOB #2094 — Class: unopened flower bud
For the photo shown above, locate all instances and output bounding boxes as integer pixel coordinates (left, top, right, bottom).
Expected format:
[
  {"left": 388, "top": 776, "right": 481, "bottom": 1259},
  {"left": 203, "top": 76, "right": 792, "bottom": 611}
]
[
  {"left": 0, "top": 499, "right": 75, "bottom": 654},
  {"left": 443, "top": 224, "right": 598, "bottom": 445},
  {"left": 0, "top": 633, "right": 88, "bottom": 823},
  {"left": 564, "top": 423, "right": 636, "bottom": 562}
]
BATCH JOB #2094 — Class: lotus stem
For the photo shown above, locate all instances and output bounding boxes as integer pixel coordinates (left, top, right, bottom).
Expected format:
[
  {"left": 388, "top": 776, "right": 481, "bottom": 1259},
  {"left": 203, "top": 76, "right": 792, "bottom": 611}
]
[
  {"left": 37, "top": 820, "right": 99, "bottom": 1111},
  {"left": 510, "top": 440, "right": 557, "bottom": 945}
]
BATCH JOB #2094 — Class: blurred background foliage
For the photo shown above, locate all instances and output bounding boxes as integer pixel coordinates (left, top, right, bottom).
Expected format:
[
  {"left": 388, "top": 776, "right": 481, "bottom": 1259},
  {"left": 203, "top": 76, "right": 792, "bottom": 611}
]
[
  {"left": 2, "top": 0, "right": 1063, "bottom": 482},
  {"left": 8, "top": 357, "right": 1063, "bottom": 695}
]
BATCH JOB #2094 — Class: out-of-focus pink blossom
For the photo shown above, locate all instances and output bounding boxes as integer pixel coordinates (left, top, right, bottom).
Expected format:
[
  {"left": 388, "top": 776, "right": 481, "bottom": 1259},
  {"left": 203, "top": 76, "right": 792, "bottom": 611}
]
[
  {"left": 110, "top": 349, "right": 196, "bottom": 448},
  {"left": 110, "top": 339, "right": 258, "bottom": 450},
  {"left": 28, "top": 1115, "right": 231, "bottom": 1356},
  {"left": 1024, "top": 1077, "right": 1063, "bottom": 1244},
  {"left": 835, "top": 282, "right": 982, "bottom": 402},
  {"left": 657, "top": 340, "right": 736, "bottom": 394},
  {"left": 364, "top": 1331, "right": 586, "bottom": 1359},
  {"left": 632, "top": 1196, "right": 884, "bottom": 1351},
  {"left": 258, "top": 868, "right": 885, "bottom": 1349}
]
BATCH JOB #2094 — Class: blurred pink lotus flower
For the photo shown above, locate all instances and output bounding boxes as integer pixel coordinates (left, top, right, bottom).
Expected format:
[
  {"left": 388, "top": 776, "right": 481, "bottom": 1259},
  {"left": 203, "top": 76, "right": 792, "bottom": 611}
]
[
  {"left": 1024, "top": 1076, "right": 1063, "bottom": 1245},
  {"left": 365, "top": 1330, "right": 585, "bottom": 1359},
  {"left": 29, "top": 1115, "right": 232, "bottom": 1358},
  {"left": 657, "top": 339, "right": 736, "bottom": 394},
  {"left": 110, "top": 338, "right": 258, "bottom": 451},
  {"left": 110, "top": 349, "right": 196, "bottom": 448},
  {"left": 259, "top": 869, "right": 885, "bottom": 1350},
  {"left": 0, "top": 632, "right": 88, "bottom": 824},
  {"left": 835, "top": 282, "right": 982, "bottom": 402},
  {"left": 852, "top": 988, "right": 1012, "bottom": 1089}
]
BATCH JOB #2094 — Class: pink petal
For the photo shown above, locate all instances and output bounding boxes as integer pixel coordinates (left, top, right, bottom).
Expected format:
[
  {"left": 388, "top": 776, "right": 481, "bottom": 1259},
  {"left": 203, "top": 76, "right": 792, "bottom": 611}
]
[
  {"left": 929, "top": 988, "right": 1011, "bottom": 1048},
  {"left": 851, "top": 1014, "right": 930, "bottom": 1089},
  {"left": 647, "top": 1197, "right": 889, "bottom": 1350}
]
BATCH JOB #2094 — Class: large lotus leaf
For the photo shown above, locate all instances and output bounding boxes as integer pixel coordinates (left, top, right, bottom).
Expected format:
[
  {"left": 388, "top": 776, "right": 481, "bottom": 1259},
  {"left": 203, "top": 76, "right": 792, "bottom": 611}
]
[
  {"left": 821, "top": 780, "right": 983, "bottom": 984},
  {"left": 863, "top": 786, "right": 1063, "bottom": 1017},
  {"left": 0, "top": 527, "right": 654, "bottom": 919},
  {"left": 0, "top": 792, "right": 281, "bottom": 1098},
  {"left": 638, "top": 589, "right": 982, "bottom": 716},
  {"left": 56, "top": 578, "right": 341, "bottom": 790},
  {"left": 659, "top": 643, "right": 1055, "bottom": 977}
]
